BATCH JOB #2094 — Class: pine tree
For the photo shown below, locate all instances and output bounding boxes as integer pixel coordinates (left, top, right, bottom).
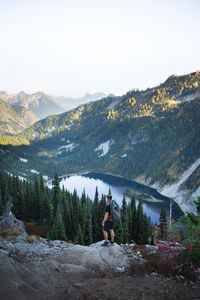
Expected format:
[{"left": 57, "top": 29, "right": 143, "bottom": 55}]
[
  {"left": 63, "top": 196, "right": 72, "bottom": 239},
  {"left": 159, "top": 208, "right": 167, "bottom": 239},
  {"left": 71, "top": 189, "right": 79, "bottom": 240},
  {"left": 194, "top": 196, "right": 200, "bottom": 215},
  {"left": 12, "top": 176, "right": 23, "bottom": 219},
  {"left": 92, "top": 186, "right": 99, "bottom": 242},
  {"left": 142, "top": 213, "right": 150, "bottom": 244},
  {"left": 39, "top": 174, "right": 45, "bottom": 221},
  {"left": 81, "top": 188, "right": 86, "bottom": 205},
  {"left": 97, "top": 194, "right": 106, "bottom": 241},
  {"left": 50, "top": 206, "right": 67, "bottom": 241},
  {"left": 52, "top": 172, "right": 60, "bottom": 219},
  {"left": 130, "top": 196, "right": 137, "bottom": 242},
  {"left": 24, "top": 181, "right": 32, "bottom": 221},
  {"left": 136, "top": 195, "right": 144, "bottom": 244},
  {"left": 42, "top": 192, "right": 52, "bottom": 224},
  {"left": 127, "top": 203, "right": 132, "bottom": 242},
  {"left": 40, "top": 174, "right": 45, "bottom": 193},
  {"left": 114, "top": 219, "right": 123, "bottom": 244},
  {"left": 84, "top": 199, "right": 93, "bottom": 245},
  {"left": 76, "top": 224, "right": 84, "bottom": 245},
  {"left": 121, "top": 194, "right": 129, "bottom": 243},
  {"left": 33, "top": 175, "right": 40, "bottom": 221},
  {"left": 0, "top": 194, "right": 4, "bottom": 216},
  {"left": 0, "top": 170, "right": 9, "bottom": 205}
]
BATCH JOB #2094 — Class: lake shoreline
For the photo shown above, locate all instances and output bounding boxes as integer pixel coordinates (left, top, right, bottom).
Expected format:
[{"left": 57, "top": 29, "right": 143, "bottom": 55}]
[{"left": 47, "top": 170, "right": 185, "bottom": 216}]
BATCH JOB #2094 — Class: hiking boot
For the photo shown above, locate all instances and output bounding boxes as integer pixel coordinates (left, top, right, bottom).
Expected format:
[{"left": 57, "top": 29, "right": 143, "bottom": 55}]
[
  {"left": 110, "top": 241, "right": 114, "bottom": 246},
  {"left": 101, "top": 241, "right": 109, "bottom": 247}
]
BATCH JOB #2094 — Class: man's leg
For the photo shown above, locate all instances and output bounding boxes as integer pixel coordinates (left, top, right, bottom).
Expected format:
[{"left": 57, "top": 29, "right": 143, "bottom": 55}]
[
  {"left": 102, "top": 229, "right": 108, "bottom": 242},
  {"left": 110, "top": 229, "right": 114, "bottom": 243}
]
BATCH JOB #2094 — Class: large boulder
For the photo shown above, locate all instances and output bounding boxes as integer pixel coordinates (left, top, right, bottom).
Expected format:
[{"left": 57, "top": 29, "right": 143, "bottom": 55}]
[{"left": 0, "top": 200, "right": 27, "bottom": 241}]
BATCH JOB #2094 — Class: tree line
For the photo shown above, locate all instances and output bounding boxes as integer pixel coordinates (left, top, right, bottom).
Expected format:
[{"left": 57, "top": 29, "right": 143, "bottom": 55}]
[{"left": 0, "top": 171, "right": 152, "bottom": 245}]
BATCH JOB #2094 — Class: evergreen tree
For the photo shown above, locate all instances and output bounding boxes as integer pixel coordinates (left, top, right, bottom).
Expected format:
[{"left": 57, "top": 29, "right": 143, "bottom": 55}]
[
  {"left": 136, "top": 195, "right": 144, "bottom": 244},
  {"left": 0, "top": 194, "right": 4, "bottom": 216},
  {"left": 121, "top": 194, "right": 129, "bottom": 243},
  {"left": 81, "top": 188, "right": 86, "bottom": 205},
  {"left": 33, "top": 175, "right": 40, "bottom": 221},
  {"left": 50, "top": 206, "right": 67, "bottom": 241},
  {"left": 63, "top": 196, "right": 72, "bottom": 239},
  {"left": 130, "top": 196, "right": 137, "bottom": 242},
  {"left": 76, "top": 224, "right": 84, "bottom": 245},
  {"left": 114, "top": 219, "right": 123, "bottom": 244},
  {"left": 159, "top": 208, "right": 167, "bottom": 239},
  {"left": 194, "top": 196, "right": 200, "bottom": 215},
  {"left": 0, "top": 170, "right": 9, "bottom": 205},
  {"left": 40, "top": 174, "right": 45, "bottom": 193},
  {"left": 71, "top": 189, "right": 79, "bottom": 240},
  {"left": 142, "top": 213, "right": 150, "bottom": 244},
  {"left": 12, "top": 176, "right": 23, "bottom": 219},
  {"left": 84, "top": 199, "right": 93, "bottom": 245},
  {"left": 52, "top": 172, "right": 60, "bottom": 219},
  {"left": 97, "top": 194, "right": 106, "bottom": 240},
  {"left": 92, "top": 186, "right": 99, "bottom": 242},
  {"left": 42, "top": 192, "right": 52, "bottom": 224},
  {"left": 24, "top": 181, "right": 32, "bottom": 221},
  {"left": 39, "top": 174, "right": 45, "bottom": 221},
  {"left": 127, "top": 203, "right": 132, "bottom": 242}
]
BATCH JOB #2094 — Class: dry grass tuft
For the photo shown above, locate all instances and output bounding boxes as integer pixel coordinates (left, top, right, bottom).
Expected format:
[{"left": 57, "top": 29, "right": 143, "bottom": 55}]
[
  {"left": 0, "top": 227, "right": 22, "bottom": 240},
  {"left": 27, "top": 234, "right": 40, "bottom": 243}
]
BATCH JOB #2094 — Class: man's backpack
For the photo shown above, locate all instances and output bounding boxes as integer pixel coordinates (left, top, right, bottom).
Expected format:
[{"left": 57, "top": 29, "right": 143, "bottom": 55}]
[{"left": 109, "top": 200, "right": 120, "bottom": 221}]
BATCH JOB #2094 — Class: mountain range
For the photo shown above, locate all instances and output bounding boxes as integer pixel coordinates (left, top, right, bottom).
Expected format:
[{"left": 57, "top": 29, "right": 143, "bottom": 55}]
[
  {"left": 0, "top": 90, "right": 106, "bottom": 120},
  {"left": 0, "top": 98, "right": 39, "bottom": 135},
  {"left": 0, "top": 71, "right": 200, "bottom": 213}
]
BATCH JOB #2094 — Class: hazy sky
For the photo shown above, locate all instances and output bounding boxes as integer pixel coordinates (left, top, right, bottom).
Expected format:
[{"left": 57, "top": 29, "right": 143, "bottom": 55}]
[{"left": 0, "top": 0, "right": 200, "bottom": 97}]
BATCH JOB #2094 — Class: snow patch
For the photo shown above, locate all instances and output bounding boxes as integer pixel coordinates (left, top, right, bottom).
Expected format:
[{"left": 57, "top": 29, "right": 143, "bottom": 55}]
[
  {"left": 107, "top": 98, "right": 122, "bottom": 110},
  {"left": 139, "top": 137, "right": 149, "bottom": 143},
  {"left": 19, "top": 157, "right": 28, "bottom": 163},
  {"left": 58, "top": 143, "right": 75, "bottom": 152},
  {"left": 161, "top": 158, "right": 200, "bottom": 213},
  {"left": 33, "top": 131, "right": 39, "bottom": 138},
  {"left": 121, "top": 153, "right": 127, "bottom": 158},
  {"left": 30, "top": 169, "right": 39, "bottom": 174},
  {"left": 18, "top": 176, "right": 26, "bottom": 181},
  {"left": 43, "top": 175, "right": 48, "bottom": 181},
  {"left": 46, "top": 127, "right": 55, "bottom": 136},
  {"left": 95, "top": 140, "right": 114, "bottom": 157}
]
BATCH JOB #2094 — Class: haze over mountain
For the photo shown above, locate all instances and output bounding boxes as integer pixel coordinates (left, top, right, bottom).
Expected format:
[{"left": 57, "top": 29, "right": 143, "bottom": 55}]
[
  {"left": 0, "top": 98, "right": 39, "bottom": 135},
  {"left": 0, "top": 91, "right": 106, "bottom": 120},
  {"left": 0, "top": 71, "right": 200, "bottom": 212}
]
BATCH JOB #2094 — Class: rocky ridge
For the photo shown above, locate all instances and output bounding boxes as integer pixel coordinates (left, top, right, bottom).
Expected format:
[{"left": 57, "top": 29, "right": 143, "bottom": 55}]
[{"left": 0, "top": 209, "right": 200, "bottom": 299}]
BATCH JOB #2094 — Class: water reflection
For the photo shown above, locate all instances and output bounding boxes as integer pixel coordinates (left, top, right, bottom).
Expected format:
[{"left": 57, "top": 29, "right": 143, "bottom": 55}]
[{"left": 58, "top": 172, "right": 183, "bottom": 224}]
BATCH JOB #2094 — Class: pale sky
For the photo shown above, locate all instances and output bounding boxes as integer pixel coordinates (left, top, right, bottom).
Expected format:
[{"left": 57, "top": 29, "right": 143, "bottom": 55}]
[{"left": 0, "top": 0, "right": 200, "bottom": 97}]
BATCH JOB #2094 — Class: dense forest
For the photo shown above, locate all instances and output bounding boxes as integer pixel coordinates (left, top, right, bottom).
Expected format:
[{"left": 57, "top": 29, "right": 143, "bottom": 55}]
[
  {"left": 0, "top": 71, "right": 200, "bottom": 196},
  {"left": 0, "top": 171, "right": 152, "bottom": 245}
]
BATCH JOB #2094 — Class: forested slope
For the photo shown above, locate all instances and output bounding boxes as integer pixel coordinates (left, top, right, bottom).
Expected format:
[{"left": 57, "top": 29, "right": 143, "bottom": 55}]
[{"left": 0, "top": 71, "right": 199, "bottom": 203}]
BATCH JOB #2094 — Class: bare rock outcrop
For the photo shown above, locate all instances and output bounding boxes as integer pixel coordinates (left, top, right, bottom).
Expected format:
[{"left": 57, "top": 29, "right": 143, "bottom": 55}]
[{"left": 0, "top": 200, "right": 27, "bottom": 241}]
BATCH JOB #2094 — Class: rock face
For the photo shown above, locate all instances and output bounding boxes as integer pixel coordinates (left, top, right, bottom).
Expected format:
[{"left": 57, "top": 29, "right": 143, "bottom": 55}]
[
  {"left": 0, "top": 238, "right": 200, "bottom": 300},
  {"left": 0, "top": 234, "right": 144, "bottom": 300},
  {"left": 0, "top": 212, "right": 199, "bottom": 300},
  {"left": 0, "top": 200, "right": 27, "bottom": 241}
]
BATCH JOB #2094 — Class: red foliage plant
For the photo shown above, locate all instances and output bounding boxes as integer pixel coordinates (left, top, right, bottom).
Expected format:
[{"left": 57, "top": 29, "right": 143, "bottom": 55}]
[{"left": 25, "top": 222, "right": 49, "bottom": 238}]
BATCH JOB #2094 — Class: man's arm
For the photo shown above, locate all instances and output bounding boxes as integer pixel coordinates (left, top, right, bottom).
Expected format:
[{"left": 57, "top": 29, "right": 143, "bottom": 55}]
[{"left": 102, "top": 212, "right": 109, "bottom": 226}]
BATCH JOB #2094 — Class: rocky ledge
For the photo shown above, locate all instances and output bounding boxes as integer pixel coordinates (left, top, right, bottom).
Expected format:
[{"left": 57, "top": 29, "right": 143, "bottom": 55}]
[{"left": 0, "top": 210, "right": 200, "bottom": 300}]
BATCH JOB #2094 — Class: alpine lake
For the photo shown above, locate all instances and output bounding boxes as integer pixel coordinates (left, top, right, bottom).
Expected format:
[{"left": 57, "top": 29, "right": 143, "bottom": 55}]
[{"left": 56, "top": 172, "right": 183, "bottom": 224}]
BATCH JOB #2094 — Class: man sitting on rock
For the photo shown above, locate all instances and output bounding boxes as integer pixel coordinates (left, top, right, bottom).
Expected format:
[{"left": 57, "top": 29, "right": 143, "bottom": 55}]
[{"left": 101, "top": 194, "right": 114, "bottom": 246}]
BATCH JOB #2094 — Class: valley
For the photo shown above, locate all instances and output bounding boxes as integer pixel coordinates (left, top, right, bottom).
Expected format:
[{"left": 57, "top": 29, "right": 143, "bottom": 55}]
[{"left": 0, "top": 71, "right": 200, "bottom": 213}]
